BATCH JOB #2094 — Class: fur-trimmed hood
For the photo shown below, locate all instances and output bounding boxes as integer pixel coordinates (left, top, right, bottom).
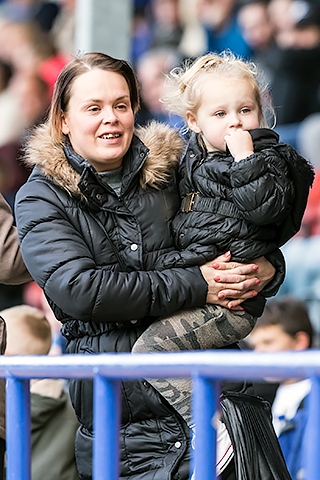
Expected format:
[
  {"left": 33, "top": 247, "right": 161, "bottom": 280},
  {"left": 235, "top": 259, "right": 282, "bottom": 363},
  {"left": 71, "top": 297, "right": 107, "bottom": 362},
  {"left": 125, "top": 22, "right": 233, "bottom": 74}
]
[{"left": 23, "top": 121, "right": 184, "bottom": 196}]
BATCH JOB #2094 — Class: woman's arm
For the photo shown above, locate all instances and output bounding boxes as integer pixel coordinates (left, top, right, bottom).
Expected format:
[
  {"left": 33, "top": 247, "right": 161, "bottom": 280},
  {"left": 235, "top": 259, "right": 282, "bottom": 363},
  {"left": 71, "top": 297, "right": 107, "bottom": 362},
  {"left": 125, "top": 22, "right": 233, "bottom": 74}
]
[{"left": 15, "top": 180, "right": 210, "bottom": 323}]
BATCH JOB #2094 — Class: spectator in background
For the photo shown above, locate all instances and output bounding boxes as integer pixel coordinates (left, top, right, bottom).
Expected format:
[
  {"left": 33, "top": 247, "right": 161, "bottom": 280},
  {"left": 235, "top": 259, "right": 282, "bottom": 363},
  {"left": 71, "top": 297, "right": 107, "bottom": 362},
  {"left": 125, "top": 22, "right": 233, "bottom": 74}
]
[
  {"left": 49, "top": 0, "right": 76, "bottom": 61},
  {"left": 0, "top": 189, "right": 32, "bottom": 478},
  {"left": 0, "top": 73, "right": 51, "bottom": 208},
  {"left": 237, "top": 0, "right": 320, "bottom": 149},
  {"left": 13, "top": 72, "right": 51, "bottom": 140},
  {"left": 0, "top": 24, "right": 54, "bottom": 313},
  {"left": 196, "top": 0, "right": 253, "bottom": 58},
  {"left": 270, "top": 0, "right": 320, "bottom": 125},
  {"left": 149, "top": 0, "right": 184, "bottom": 50},
  {"left": 0, "top": 19, "right": 68, "bottom": 96},
  {"left": 0, "top": 59, "right": 23, "bottom": 147},
  {"left": 267, "top": 0, "right": 295, "bottom": 42},
  {"left": 247, "top": 295, "right": 314, "bottom": 480},
  {"left": 135, "top": 47, "right": 184, "bottom": 128},
  {"left": 0, "top": 142, "right": 29, "bottom": 209},
  {"left": 131, "top": 2, "right": 153, "bottom": 66},
  {"left": 267, "top": 0, "right": 320, "bottom": 148},
  {"left": 0, "top": 194, "right": 31, "bottom": 313},
  {"left": 3, "top": 304, "right": 80, "bottom": 480},
  {"left": 131, "top": 0, "right": 185, "bottom": 67},
  {"left": 237, "top": 0, "right": 278, "bottom": 87},
  {"left": 23, "top": 279, "right": 66, "bottom": 355}
]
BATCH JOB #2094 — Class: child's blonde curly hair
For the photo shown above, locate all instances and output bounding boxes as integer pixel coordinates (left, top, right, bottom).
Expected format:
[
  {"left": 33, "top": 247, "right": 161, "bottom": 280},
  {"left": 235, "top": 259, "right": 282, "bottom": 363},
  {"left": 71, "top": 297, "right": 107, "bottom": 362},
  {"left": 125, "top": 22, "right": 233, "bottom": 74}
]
[{"left": 162, "top": 50, "right": 275, "bottom": 128}]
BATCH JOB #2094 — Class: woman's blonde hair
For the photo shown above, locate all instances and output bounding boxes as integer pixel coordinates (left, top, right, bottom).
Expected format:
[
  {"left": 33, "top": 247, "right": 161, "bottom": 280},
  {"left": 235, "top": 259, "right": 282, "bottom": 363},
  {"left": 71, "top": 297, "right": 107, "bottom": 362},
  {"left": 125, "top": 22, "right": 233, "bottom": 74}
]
[{"left": 162, "top": 50, "right": 275, "bottom": 128}]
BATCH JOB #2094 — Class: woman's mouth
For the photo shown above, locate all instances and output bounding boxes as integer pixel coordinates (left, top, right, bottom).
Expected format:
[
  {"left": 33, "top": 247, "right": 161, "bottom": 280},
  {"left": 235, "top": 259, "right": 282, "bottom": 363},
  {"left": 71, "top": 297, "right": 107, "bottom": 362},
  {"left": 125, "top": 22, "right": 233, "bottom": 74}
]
[{"left": 100, "top": 133, "right": 121, "bottom": 139}]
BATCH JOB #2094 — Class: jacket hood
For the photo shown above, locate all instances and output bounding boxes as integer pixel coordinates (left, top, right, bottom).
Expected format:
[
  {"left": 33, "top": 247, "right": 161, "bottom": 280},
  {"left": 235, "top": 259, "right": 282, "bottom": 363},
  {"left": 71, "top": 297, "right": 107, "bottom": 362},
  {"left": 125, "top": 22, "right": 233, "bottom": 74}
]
[{"left": 23, "top": 121, "right": 184, "bottom": 196}]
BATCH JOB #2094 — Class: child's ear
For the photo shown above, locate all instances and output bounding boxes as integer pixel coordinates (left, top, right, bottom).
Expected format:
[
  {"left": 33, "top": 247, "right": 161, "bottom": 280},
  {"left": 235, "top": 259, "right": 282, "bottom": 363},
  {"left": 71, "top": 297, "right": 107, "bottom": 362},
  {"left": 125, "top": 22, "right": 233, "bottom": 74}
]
[
  {"left": 186, "top": 111, "right": 201, "bottom": 133},
  {"left": 294, "top": 331, "right": 311, "bottom": 350}
]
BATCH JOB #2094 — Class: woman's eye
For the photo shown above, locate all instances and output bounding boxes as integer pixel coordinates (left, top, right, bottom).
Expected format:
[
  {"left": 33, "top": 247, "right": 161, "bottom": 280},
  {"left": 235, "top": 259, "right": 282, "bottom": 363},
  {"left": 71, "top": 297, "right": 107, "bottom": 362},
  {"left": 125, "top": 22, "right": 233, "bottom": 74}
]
[
  {"left": 116, "top": 104, "right": 127, "bottom": 110},
  {"left": 88, "top": 106, "right": 100, "bottom": 112}
]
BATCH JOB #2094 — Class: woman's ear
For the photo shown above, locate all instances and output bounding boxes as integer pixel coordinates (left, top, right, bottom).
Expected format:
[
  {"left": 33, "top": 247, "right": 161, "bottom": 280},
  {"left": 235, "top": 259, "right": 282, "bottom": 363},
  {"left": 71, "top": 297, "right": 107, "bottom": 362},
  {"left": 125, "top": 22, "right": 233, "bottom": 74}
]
[
  {"left": 61, "top": 113, "right": 69, "bottom": 135},
  {"left": 186, "top": 111, "right": 201, "bottom": 133}
]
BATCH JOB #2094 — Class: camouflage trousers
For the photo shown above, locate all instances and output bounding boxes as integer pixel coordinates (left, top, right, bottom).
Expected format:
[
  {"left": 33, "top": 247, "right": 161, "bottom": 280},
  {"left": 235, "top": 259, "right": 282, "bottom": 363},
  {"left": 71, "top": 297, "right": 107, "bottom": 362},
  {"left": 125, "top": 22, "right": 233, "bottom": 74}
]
[{"left": 132, "top": 305, "right": 256, "bottom": 426}]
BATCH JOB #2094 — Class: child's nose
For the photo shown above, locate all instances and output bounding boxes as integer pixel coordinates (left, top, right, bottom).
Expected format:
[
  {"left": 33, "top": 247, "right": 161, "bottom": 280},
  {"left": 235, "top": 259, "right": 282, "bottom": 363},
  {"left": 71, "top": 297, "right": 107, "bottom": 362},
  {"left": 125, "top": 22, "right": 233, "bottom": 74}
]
[{"left": 229, "top": 113, "right": 242, "bottom": 128}]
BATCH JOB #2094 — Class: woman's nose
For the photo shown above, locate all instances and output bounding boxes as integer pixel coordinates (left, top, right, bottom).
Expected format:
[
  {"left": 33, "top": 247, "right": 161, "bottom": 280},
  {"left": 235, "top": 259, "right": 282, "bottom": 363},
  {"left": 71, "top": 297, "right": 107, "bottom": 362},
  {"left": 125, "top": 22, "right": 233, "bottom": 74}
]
[{"left": 102, "top": 108, "right": 118, "bottom": 124}]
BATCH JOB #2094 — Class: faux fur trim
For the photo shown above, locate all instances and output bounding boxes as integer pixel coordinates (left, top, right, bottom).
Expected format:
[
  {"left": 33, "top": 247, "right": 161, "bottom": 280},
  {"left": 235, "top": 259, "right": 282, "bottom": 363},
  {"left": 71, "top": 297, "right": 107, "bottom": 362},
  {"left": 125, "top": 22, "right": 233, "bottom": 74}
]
[
  {"left": 23, "top": 121, "right": 184, "bottom": 196},
  {"left": 136, "top": 121, "right": 183, "bottom": 188},
  {"left": 24, "top": 124, "right": 81, "bottom": 197}
]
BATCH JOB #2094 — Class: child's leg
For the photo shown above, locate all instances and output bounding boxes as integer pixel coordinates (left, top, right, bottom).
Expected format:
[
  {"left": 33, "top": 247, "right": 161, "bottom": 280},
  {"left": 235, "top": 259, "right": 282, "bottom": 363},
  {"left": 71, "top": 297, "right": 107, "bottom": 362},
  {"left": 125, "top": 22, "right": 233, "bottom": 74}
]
[{"left": 132, "top": 305, "right": 256, "bottom": 425}]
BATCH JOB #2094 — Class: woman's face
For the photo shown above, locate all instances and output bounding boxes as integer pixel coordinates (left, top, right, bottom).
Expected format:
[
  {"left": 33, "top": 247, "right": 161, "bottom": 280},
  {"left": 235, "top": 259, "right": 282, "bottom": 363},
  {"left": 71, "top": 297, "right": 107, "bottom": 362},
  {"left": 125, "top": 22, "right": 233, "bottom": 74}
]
[{"left": 61, "top": 69, "right": 135, "bottom": 171}]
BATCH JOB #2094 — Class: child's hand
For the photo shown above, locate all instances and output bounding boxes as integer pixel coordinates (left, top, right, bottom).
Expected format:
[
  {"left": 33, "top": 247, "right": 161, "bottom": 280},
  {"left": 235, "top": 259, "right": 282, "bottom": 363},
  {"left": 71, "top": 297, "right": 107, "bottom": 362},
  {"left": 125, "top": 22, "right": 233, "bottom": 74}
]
[{"left": 224, "top": 129, "right": 254, "bottom": 162}]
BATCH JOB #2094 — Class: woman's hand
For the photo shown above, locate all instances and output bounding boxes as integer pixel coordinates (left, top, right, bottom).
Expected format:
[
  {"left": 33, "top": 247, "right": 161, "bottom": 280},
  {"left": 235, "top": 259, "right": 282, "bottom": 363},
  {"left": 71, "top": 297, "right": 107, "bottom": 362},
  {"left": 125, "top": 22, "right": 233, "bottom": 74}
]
[
  {"left": 250, "top": 256, "right": 276, "bottom": 290},
  {"left": 200, "top": 252, "right": 275, "bottom": 310}
]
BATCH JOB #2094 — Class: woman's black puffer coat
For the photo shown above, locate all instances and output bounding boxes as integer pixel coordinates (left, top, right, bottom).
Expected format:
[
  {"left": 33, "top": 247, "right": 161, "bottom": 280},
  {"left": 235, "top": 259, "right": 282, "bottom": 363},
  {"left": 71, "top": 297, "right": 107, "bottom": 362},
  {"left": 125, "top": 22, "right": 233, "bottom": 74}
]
[{"left": 14, "top": 122, "right": 209, "bottom": 480}]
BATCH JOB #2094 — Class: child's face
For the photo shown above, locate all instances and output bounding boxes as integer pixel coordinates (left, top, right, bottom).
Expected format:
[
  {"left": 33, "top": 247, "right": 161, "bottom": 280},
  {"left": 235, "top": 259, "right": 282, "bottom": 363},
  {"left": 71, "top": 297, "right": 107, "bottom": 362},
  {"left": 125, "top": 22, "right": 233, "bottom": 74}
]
[
  {"left": 248, "top": 324, "right": 300, "bottom": 352},
  {"left": 186, "top": 75, "right": 260, "bottom": 152}
]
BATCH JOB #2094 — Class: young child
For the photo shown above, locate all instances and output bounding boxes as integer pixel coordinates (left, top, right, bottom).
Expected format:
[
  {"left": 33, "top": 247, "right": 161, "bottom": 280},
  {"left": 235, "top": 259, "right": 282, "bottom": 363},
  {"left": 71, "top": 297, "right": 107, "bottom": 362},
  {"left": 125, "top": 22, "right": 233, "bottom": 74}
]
[
  {"left": 248, "top": 295, "right": 314, "bottom": 480},
  {"left": 132, "top": 51, "right": 314, "bottom": 430},
  {"left": 2, "top": 304, "right": 80, "bottom": 480}
]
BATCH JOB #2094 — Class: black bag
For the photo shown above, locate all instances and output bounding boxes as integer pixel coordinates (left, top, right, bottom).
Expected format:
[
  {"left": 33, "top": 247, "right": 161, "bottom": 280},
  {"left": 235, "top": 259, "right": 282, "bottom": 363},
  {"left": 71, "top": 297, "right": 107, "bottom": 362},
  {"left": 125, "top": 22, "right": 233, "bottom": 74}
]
[{"left": 220, "top": 391, "right": 292, "bottom": 480}]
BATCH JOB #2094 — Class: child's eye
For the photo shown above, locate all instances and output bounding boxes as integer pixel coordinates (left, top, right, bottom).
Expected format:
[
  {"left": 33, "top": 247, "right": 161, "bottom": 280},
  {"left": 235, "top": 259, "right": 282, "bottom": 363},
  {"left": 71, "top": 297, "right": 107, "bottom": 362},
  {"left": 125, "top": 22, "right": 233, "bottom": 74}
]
[
  {"left": 215, "top": 111, "right": 225, "bottom": 117},
  {"left": 241, "top": 108, "right": 251, "bottom": 114}
]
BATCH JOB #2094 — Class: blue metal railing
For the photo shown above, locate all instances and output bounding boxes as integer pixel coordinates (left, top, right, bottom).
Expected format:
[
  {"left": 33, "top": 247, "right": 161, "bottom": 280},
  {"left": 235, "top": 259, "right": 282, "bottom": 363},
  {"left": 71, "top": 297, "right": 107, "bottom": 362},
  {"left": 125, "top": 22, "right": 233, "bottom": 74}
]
[{"left": 3, "top": 349, "right": 320, "bottom": 480}]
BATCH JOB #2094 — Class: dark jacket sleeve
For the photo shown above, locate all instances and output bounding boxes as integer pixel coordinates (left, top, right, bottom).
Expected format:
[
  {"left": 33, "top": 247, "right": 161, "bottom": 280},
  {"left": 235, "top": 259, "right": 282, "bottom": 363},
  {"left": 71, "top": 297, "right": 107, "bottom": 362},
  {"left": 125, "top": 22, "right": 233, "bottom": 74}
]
[
  {"left": 260, "top": 248, "right": 286, "bottom": 298},
  {"left": 0, "top": 194, "right": 31, "bottom": 285},
  {"left": 15, "top": 181, "right": 208, "bottom": 324},
  {"left": 229, "top": 148, "right": 295, "bottom": 226}
]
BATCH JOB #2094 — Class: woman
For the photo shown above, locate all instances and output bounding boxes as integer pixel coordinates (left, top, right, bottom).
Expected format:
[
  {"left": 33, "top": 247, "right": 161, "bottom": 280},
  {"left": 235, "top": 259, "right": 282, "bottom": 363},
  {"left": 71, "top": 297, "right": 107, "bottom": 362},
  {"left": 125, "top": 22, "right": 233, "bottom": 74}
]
[{"left": 14, "top": 53, "right": 282, "bottom": 480}]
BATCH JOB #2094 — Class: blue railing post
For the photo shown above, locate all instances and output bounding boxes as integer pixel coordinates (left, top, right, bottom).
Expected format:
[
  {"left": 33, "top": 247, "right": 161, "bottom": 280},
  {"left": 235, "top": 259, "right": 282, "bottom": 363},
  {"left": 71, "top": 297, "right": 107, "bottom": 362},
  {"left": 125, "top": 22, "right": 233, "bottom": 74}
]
[
  {"left": 1, "top": 350, "right": 320, "bottom": 480},
  {"left": 192, "top": 374, "right": 220, "bottom": 480},
  {"left": 93, "top": 374, "right": 120, "bottom": 480},
  {"left": 305, "top": 375, "right": 320, "bottom": 480},
  {"left": 6, "top": 376, "right": 30, "bottom": 480}
]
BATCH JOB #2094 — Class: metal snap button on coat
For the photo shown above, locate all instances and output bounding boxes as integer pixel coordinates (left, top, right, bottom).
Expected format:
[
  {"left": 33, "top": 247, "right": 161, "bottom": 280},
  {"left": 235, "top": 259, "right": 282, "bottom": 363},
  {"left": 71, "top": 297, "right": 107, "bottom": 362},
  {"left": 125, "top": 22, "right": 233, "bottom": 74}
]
[
  {"left": 130, "top": 244, "right": 138, "bottom": 251},
  {"left": 174, "top": 442, "right": 181, "bottom": 448}
]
